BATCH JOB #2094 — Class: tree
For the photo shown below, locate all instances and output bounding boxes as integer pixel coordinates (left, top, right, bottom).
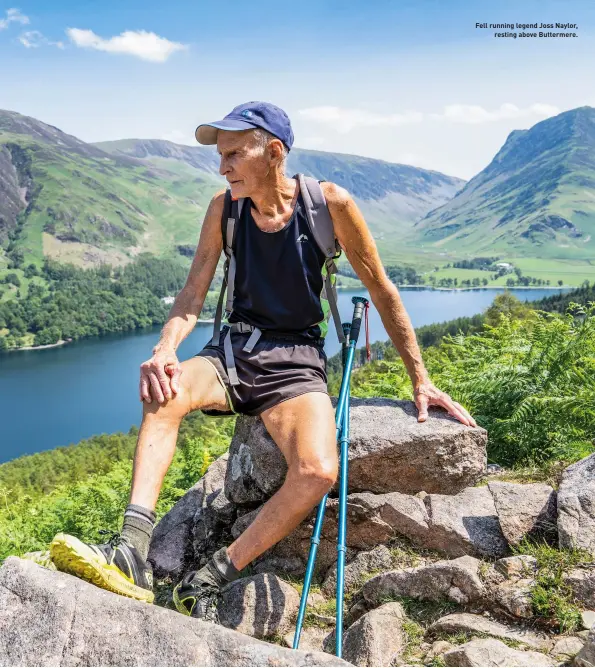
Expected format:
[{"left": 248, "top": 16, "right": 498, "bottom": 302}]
[
  {"left": 4, "top": 273, "right": 21, "bottom": 287},
  {"left": 484, "top": 292, "right": 533, "bottom": 327},
  {"left": 558, "top": 280, "right": 564, "bottom": 287}
]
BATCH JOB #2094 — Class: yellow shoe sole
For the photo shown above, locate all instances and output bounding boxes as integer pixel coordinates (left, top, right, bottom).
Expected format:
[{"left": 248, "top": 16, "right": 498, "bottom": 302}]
[{"left": 50, "top": 533, "right": 154, "bottom": 604}]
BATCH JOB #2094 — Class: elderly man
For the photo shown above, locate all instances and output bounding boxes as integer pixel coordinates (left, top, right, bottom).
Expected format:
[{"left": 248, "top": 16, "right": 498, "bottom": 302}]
[{"left": 50, "top": 101, "right": 476, "bottom": 621}]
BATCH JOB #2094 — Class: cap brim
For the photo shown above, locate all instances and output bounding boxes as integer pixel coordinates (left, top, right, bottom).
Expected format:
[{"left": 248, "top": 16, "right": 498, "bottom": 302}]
[{"left": 195, "top": 119, "right": 257, "bottom": 144}]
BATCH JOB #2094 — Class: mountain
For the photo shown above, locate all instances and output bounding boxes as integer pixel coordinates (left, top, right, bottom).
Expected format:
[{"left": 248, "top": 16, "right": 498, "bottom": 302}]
[
  {"left": 414, "top": 106, "right": 595, "bottom": 260},
  {"left": 96, "top": 138, "right": 465, "bottom": 255},
  {"left": 0, "top": 109, "right": 464, "bottom": 272}
]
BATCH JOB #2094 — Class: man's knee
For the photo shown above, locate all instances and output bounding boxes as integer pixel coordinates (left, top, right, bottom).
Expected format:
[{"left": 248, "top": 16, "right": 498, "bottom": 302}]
[{"left": 292, "top": 455, "right": 338, "bottom": 501}]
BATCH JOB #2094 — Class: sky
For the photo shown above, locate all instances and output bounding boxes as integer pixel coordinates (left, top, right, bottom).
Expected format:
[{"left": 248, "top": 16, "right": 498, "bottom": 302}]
[{"left": 1, "top": 0, "right": 594, "bottom": 179}]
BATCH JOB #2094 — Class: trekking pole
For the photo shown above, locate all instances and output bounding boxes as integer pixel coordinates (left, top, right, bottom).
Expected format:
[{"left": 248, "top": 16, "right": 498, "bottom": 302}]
[
  {"left": 336, "top": 321, "right": 352, "bottom": 658},
  {"left": 293, "top": 297, "right": 369, "bottom": 653}
]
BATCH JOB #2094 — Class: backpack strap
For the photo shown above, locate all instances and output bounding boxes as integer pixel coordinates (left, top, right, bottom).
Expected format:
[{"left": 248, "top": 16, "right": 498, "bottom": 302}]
[
  {"left": 296, "top": 173, "right": 346, "bottom": 344},
  {"left": 211, "top": 190, "right": 245, "bottom": 345}
]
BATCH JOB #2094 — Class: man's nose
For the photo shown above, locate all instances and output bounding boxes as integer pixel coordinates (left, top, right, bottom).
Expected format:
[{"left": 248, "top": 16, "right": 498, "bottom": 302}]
[{"left": 219, "top": 158, "right": 229, "bottom": 176}]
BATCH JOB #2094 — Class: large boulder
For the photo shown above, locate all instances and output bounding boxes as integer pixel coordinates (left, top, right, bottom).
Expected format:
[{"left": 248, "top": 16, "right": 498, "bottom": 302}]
[
  {"left": 217, "top": 574, "right": 300, "bottom": 639},
  {"left": 488, "top": 482, "right": 557, "bottom": 546},
  {"left": 443, "top": 638, "right": 555, "bottom": 667},
  {"left": 148, "top": 453, "right": 229, "bottom": 579},
  {"left": 224, "top": 399, "right": 487, "bottom": 505},
  {"left": 0, "top": 557, "right": 347, "bottom": 667},
  {"left": 558, "top": 455, "right": 595, "bottom": 554},
  {"left": 362, "top": 556, "right": 485, "bottom": 606},
  {"left": 340, "top": 602, "right": 406, "bottom": 666}
]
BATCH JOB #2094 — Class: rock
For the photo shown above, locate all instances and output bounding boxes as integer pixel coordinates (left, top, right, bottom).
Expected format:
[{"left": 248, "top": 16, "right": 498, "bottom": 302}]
[
  {"left": 564, "top": 571, "right": 595, "bottom": 610},
  {"left": 423, "top": 487, "right": 509, "bottom": 558},
  {"left": 217, "top": 574, "right": 300, "bottom": 639},
  {"left": 488, "top": 482, "right": 557, "bottom": 546},
  {"left": 307, "top": 591, "right": 326, "bottom": 607},
  {"left": 550, "top": 636, "right": 584, "bottom": 661},
  {"left": 0, "top": 557, "right": 347, "bottom": 667},
  {"left": 340, "top": 602, "right": 406, "bottom": 667},
  {"left": 443, "top": 638, "right": 555, "bottom": 667},
  {"left": 225, "top": 399, "right": 487, "bottom": 502},
  {"left": 558, "top": 454, "right": 595, "bottom": 554},
  {"left": 193, "top": 455, "right": 239, "bottom": 567},
  {"left": 426, "top": 640, "right": 455, "bottom": 662},
  {"left": 283, "top": 628, "right": 329, "bottom": 653},
  {"left": 233, "top": 492, "right": 428, "bottom": 577},
  {"left": 362, "top": 556, "right": 484, "bottom": 606},
  {"left": 428, "top": 613, "right": 550, "bottom": 650},
  {"left": 322, "top": 545, "right": 393, "bottom": 596},
  {"left": 224, "top": 416, "right": 287, "bottom": 505},
  {"left": 578, "top": 630, "right": 592, "bottom": 640},
  {"left": 582, "top": 609, "right": 595, "bottom": 630},
  {"left": 494, "top": 579, "right": 535, "bottom": 618},
  {"left": 575, "top": 626, "right": 595, "bottom": 666},
  {"left": 148, "top": 453, "right": 228, "bottom": 579},
  {"left": 495, "top": 555, "right": 538, "bottom": 579}
]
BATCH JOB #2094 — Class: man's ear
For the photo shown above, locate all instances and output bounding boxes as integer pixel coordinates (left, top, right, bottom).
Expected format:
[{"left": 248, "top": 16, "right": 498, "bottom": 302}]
[{"left": 269, "top": 139, "right": 284, "bottom": 164}]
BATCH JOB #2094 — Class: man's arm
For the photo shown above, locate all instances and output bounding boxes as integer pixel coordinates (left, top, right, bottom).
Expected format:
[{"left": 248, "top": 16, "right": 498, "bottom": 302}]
[
  {"left": 322, "top": 182, "right": 476, "bottom": 427},
  {"left": 152, "top": 189, "right": 225, "bottom": 356}
]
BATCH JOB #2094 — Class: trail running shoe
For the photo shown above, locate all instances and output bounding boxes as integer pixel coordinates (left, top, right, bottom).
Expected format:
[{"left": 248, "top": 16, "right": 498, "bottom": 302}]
[
  {"left": 50, "top": 530, "right": 154, "bottom": 603},
  {"left": 172, "top": 566, "right": 222, "bottom": 622}
]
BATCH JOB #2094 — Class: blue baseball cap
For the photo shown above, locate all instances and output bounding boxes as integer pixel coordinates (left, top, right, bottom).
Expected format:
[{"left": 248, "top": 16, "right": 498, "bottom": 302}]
[{"left": 195, "top": 101, "right": 294, "bottom": 151}]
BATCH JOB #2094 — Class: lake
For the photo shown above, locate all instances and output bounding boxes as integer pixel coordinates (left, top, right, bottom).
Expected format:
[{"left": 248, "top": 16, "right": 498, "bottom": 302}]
[{"left": 0, "top": 287, "right": 566, "bottom": 464}]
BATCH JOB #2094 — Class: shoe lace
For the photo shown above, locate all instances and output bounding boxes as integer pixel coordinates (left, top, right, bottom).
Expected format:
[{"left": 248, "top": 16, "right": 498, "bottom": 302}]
[{"left": 98, "top": 529, "right": 123, "bottom": 547}]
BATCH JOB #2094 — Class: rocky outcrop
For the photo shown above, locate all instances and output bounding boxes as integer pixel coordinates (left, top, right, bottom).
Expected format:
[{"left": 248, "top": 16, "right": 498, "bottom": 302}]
[
  {"left": 148, "top": 453, "right": 229, "bottom": 578},
  {"left": 340, "top": 602, "right": 406, "bottom": 666},
  {"left": 362, "top": 556, "right": 485, "bottom": 606},
  {"left": 217, "top": 574, "right": 300, "bottom": 639},
  {"left": 443, "top": 638, "right": 555, "bottom": 667},
  {"left": 0, "top": 557, "right": 347, "bottom": 667},
  {"left": 423, "top": 487, "right": 509, "bottom": 558},
  {"left": 558, "top": 454, "right": 595, "bottom": 554},
  {"left": 224, "top": 399, "right": 487, "bottom": 504},
  {"left": 322, "top": 545, "right": 393, "bottom": 596},
  {"left": 488, "top": 482, "right": 557, "bottom": 546},
  {"left": 428, "top": 613, "right": 550, "bottom": 650}
]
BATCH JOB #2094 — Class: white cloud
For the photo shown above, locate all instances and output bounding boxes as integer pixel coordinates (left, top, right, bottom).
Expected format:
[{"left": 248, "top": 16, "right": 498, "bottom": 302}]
[
  {"left": 66, "top": 28, "right": 187, "bottom": 62},
  {"left": 429, "top": 103, "right": 560, "bottom": 124},
  {"left": 299, "top": 103, "right": 559, "bottom": 131},
  {"left": 299, "top": 106, "right": 423, "bottom": 133},
  {"left": 0, "top": 7, "right": 29, "bottom": 30},
  {"left": 19, "top": 30, "right": 64, "bottom": 49}
]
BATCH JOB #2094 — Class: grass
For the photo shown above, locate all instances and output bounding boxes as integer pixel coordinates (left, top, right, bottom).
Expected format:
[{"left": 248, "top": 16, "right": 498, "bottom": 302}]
[
  {"left": 477, "top": 460, "right": 569, "bottom": 488},
  {"left": 513, "top": 538, "right": 595, "bottom": 633}
]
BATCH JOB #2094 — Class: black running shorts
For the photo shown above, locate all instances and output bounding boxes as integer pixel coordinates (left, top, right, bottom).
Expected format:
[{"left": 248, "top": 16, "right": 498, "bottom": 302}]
[{"left": 194, "top": 325, "right": 329, "bottom": 416}]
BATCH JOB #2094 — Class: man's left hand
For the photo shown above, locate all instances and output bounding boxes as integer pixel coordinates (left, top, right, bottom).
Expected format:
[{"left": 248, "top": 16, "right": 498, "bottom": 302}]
[{"left": 414, "top": 381, "right": 477, "bottom": 427}]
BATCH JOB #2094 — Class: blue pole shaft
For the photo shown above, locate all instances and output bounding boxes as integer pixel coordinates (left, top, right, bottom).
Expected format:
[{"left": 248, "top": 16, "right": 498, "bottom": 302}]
[
  {"left": 293, "top": 342, "right": 357, "bottom": 650},
  {"left": 335, "top": 373, "right": 350, "bottom": 658}
]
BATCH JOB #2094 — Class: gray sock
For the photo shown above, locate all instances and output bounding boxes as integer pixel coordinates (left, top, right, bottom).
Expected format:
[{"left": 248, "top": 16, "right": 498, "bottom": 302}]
[
  {"left": 198, "top": 547, "right": 242, "bottom": 588},
  {"left": 121, "top": 504, "right": 156, "bottom": 562}
]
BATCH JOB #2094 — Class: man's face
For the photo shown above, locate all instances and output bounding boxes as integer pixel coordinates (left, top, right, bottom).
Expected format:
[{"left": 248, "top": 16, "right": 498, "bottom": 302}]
[{"left": 217, "top": 129, "right": 268, "bottom": 199}]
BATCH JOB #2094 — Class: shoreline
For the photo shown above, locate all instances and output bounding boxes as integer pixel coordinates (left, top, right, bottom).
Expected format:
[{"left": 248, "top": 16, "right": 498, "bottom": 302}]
[{"left": 0, "top": 287, "right": 571, "bottom": 352}]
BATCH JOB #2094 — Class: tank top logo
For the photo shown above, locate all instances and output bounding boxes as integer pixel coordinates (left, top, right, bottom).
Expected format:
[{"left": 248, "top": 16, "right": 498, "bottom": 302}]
[{"left": 297, "top": 233, "right": 309, "bottom": 243}]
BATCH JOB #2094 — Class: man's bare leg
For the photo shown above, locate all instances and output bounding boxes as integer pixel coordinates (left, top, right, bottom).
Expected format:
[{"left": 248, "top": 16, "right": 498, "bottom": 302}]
[
  {"left": 129, "top": 356, "right": 232, "bottom": 510},
  {"left": 227, "top": 392, "right": 338, "bottom": 570},
  {"left": 50, "top": 355, "right": 231, "bottom": 601}
]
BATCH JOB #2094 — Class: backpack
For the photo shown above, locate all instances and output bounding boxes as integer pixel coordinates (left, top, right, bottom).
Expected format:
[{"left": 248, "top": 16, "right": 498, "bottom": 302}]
[{"left": 210, "top": 173, "right": 346, "bottom": 346}]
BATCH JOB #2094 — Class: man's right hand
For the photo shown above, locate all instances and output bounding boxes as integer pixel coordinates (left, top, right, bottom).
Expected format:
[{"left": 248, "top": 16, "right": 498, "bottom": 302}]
[{"left": 139, "top": 348, "right": 183, "bottom": 404}]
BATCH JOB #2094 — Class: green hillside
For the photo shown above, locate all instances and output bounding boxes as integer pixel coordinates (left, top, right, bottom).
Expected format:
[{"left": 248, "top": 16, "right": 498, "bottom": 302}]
[{"left": 415, "top": 106, "right": 595, "bottom": 261}]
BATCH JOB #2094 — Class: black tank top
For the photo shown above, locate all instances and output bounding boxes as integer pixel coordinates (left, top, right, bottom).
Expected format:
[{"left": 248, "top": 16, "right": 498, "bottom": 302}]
[{"left": 228, "top": 188, "right": 326, "bottom": 340}]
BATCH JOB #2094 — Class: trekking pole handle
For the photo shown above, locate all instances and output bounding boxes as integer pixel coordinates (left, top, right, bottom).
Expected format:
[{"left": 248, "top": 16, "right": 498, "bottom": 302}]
[{"left": 349, "top": 296, "right": 369, "bottom": 345}]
